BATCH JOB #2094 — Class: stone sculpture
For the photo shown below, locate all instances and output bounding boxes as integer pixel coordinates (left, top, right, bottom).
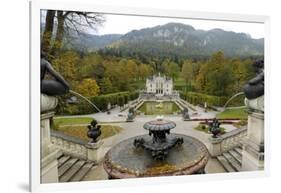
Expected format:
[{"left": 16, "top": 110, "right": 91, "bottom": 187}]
[
  {"left": 126, "top": 107, "right": 135, "bottom": 122},
  {"left": 87, "top": 120, "right": 101, "bottom": 143},
  {"left": 41, "top": 54, "right": 70, "bottom": 96},
  {"left": 243, "top": 60, "right": 264, "bottom": 112},
  {"left": 243, "top": 60, "right": 264, "bottom": 100},
  {"left": 241, "top": 60, "right": 265, "bottom": 171},
  {"left": 182, "top": 107, "right": 190, "bottom": 120}
]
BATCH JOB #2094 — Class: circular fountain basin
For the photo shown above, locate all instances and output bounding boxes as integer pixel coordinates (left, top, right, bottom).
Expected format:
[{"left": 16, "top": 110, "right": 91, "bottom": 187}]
[{"left": 103, "top": 134, "right": 209, "bottom": 179}]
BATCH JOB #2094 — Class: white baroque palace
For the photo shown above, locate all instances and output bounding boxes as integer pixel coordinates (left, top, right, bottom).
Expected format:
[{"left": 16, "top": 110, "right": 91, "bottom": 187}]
[{"left": 146, "top": 73, "right": 173, "bottom": 97}]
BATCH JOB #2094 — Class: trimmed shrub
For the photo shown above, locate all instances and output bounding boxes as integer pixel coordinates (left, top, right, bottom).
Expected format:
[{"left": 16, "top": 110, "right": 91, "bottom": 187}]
[
  {"left": 180, "top": 91, "right": 228, "bottom": 107},
  {"left": 57, "top": 91, "right": 139, "bottom": 115}
]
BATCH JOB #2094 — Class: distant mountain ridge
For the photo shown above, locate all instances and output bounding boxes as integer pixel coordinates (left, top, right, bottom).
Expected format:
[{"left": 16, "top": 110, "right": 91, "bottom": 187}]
[
  {"left": 65, "top": 33, "right": 122, "bottom": 52},
  {"left": 68, "top": 22, "right": 264, "bottom": 57}
]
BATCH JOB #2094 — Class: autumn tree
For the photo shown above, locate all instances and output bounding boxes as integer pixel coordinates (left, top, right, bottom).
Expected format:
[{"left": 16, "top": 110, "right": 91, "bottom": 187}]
[
  {"left": 125, "top": 59, "right": 138, "bottom": 81},
  {"left": 164, "top": 61, "right": 180, "bottom": 80},
  {"left": 195, "top": 61, "right": 208, "bottom": 93},
  {"left": 52, "top": 51, "right": 80, "bottom": 81},
  {"left": 99, "top": 77, "right": 113, "bottom": 94},
  {"left": 41, "top": 10, "right": 56, "bottom": 57},
  {"left": 41, "top": 10, "right": 105, "bottom": 57},
  {"left": 195, "top": 51, "right": 235, "bottom": 96},
  {"left": 138, "top": 64, "right": 153, "bottom": 80},
  {"left": 76, "top": 78, "right": 100, "bottom": 97},
  {"left": 181, "top": 60, "right": 194, "bottom": 93}
]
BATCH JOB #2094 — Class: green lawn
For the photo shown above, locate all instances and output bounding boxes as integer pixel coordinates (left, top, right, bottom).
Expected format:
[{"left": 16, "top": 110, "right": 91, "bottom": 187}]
[
  {"left": 53, "top": 124, "right": 123, "bottom": 141},
  {"left": 52, "top": 117, "right": 123, "bottom": 141},
  {"left": 53, "top": 117, "right": 94, "bottom": 128},
  {"left": 216, "top": 107, "right": 248, "bottom": 119}
]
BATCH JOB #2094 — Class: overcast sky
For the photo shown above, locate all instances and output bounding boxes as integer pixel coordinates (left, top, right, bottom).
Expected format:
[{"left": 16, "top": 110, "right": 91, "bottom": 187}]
[{"left": 91, "top": 13, "right": 264, "bottom": 39}]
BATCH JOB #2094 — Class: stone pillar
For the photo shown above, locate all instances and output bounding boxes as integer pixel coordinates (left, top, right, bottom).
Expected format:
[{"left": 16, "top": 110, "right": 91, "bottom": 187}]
[
  {"left": 208, "top": 137, "right": 223, "bottom": 157},
  {"left": 86, "top": 140, "right": 104, "bottom": 163},
  {"left": 40, "top": 94, "right": 59, "bottom": 183},
  {"left": 241, "top": 96, "right": 264, "bottom": 171}
]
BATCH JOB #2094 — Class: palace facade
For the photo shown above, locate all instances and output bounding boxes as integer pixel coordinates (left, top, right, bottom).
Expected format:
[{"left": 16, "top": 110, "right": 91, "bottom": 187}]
[{"left": 146, "top": 74, "right": 173, "bottom": 96}]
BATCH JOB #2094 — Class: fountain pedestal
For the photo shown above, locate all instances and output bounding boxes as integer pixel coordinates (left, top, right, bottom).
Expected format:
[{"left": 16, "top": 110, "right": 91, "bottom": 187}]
[
  {"left": 134, "top": 119, "right": 183, "bottom": 160},
  {"left": 242, "top": 97, "right": 264, "bottom": 171},
  {"left": 40, "top": 94, "right": 59, "bottom": 183},
  {"left": 86, "top": 141, "right": 104, "bottom": 163}
]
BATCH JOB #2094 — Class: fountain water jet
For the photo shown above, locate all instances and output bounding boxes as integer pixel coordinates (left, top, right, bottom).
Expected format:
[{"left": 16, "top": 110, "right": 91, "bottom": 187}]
[
  {"left": 223, "top": 92, "right": 245, "bottom": 108},
  {"left": 69, "top": 90, "right": 101, "bottom": 113}
]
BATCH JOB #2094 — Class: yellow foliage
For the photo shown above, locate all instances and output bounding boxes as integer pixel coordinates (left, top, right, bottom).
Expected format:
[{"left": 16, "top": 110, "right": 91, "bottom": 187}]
[{"left": 76, "top": 78, "right": 100, "bottom": 97}]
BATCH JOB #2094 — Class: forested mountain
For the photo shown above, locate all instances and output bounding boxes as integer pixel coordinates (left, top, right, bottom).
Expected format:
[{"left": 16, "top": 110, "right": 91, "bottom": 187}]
[
  {"left": 100, "top": 22, "right": 264, "bottom": 58},
  {"left": 63, "top": 22, "right": 263, "bottom": 58},
  {"left": 64, "top": 33, "right": 122, "bottom": 52}
]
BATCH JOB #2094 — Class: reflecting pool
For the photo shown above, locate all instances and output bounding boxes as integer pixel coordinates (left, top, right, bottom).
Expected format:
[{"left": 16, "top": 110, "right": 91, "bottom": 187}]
[{"left": 138, "top": 101, "right": 180, "bottom": 115}]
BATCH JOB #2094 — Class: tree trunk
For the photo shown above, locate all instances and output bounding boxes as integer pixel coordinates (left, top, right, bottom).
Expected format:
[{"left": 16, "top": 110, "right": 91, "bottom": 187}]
[
  {"left": 41, "top": 10, "right": 56, "bottom": 58},
  {"left": 50, "top": 11, "right": 65, "bottom": 57}
]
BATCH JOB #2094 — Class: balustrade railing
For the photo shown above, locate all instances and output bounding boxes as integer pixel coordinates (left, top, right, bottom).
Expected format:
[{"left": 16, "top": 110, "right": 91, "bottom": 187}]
[
  {"left": 208, "top": 127, "right": 247, "bottom": 157},
  {"left": 50, "top": 130, "right": 88, "bottom": 160}
]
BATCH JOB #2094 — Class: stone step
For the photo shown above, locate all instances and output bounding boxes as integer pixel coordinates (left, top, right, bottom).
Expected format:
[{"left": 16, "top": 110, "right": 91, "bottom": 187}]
[
  {"left": 217, "top": 155, "right": 236, "bottom": 173},
  {"left": 222, "top": 152, "right": 241, "bottom": 171},
  {"left": 228, "top": 150, "right": 242, "bottom": 164},
  {"left": 57, "top": 151, "right": 63, "bottom": 159},
  {"left": 58, "top": 155, "right": 71, "bottom": 168},
  {"left": 234, "top": 147, "right": 242, "bottom": 156},
  {"left": 70, "top": 162, "right": 95, "bottom": 182},
  {"left": 58, "top": 158, "right": 79, "bottom": 177},
  {"left": 59, "top": 160, "right": 86, "bottom": 182}
]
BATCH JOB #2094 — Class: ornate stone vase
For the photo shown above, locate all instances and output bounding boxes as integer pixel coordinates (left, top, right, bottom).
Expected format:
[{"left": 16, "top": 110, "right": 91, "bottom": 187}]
[{"left": 87, "top": 120, "right": 101, "bottom": 143}]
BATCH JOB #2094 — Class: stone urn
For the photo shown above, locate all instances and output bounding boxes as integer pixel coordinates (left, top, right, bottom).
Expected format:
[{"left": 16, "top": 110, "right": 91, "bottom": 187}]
[
  {"left": 87, "top": 120, "right": 101, "bottom": 143},
  {"left": 209, "top": 118, "right": 221, "bottom": 138}
]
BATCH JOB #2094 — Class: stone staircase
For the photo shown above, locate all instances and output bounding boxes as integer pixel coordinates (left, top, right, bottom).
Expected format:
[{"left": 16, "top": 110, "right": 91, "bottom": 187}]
[
  {"left": 216, "top": 146, "right": 242, "bottom": 172},
  {"left": 57, "top": 153, "right": 96, "bottom": 182}
]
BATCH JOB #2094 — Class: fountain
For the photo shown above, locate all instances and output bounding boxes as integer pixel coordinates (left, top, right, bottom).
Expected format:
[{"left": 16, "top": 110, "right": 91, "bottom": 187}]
[
  {"left": 155, "top": 101, "right": 163, "bottom": 108},
  {"left": 241, "top": 60, "right": 264, "bottom": 171},
  {"left": 103, "top": 117, "right": 209, "bottom": 179},
  {"left": 134, "top": 117, "right": 183, "bottom": 160}
]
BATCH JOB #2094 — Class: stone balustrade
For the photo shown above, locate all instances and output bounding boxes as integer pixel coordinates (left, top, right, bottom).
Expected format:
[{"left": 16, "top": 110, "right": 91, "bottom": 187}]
[
  {"left": 134, "top": 100, "right": 145, "bottom": 110},
  {"left": 51, "top": 130, "right": 88, "bottom": 160},
  {"left": 208, "top": 128, "right": 247, "bottom": 157},
  {"left": 50, "top": 130, "right": 103, "bottom": 162}
]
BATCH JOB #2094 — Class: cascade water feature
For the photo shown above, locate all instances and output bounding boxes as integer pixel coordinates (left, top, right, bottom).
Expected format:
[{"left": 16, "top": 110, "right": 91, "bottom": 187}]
[
  {"left": 69, "top": 90, "right": 101, "bottom": 113},
  {"left": 223, "top": 92, "right": 245, "bottom": 108}
]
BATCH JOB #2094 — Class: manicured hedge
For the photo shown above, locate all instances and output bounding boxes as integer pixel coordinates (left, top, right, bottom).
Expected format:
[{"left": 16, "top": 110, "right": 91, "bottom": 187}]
[
  {"left": 58, "top": 91, "right": 139, "bottom": 115},
  {"left": 90, "top": 91, "right": 138, "bottom": 111},
  {"left": 180, "top": 91, "right": 228, "bottom": 107},
  {"left": 174, "top": 84, "right": 194, "bottom": 92}
]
